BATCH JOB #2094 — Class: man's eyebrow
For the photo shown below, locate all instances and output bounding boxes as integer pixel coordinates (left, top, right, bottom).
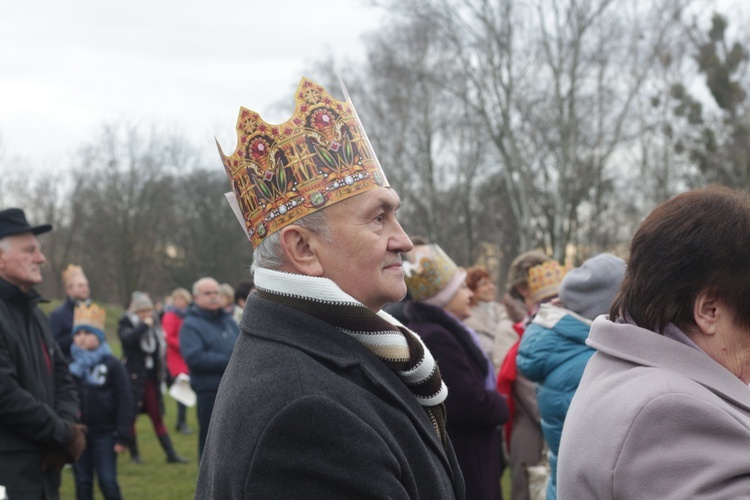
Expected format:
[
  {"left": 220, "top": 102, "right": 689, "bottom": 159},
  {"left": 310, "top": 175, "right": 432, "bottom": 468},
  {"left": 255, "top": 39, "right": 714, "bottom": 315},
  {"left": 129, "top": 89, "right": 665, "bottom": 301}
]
[{"left": 376, "top": 197, "right": 401, "bottom": 212}]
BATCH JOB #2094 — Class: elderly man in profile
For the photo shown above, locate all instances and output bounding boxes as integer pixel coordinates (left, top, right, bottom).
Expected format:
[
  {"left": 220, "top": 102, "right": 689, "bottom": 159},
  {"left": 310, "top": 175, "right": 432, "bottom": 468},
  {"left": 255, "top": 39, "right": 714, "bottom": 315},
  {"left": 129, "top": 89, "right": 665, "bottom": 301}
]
[
  {"left": 179, "top": 277, "right": 240, "bottom": 461},
  {"left": 195, "top": 78, "right": 465, "bottom": 499},
  {"left": 0, "top": 208, "right": 86, "bottom": 499},
  {"left": 49, "top": 263, "right": 91, "bottom": 361}
]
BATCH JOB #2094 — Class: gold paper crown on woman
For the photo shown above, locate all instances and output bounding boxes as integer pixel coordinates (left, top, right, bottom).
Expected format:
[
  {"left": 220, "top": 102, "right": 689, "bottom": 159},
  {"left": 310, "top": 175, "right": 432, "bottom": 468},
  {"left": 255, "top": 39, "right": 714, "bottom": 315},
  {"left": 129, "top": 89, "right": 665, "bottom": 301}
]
[
  {"left": 528, "top": 260, "right": 566, "bottom": 303},
  {"left": 218, "top": 77, "right": 389, "bottom": 248},
  {"left": 402, "top": 245, "right": 459, "bottom": 302},
  {"left": 73, "top": 303, "right": 106, "bottom": 332}
]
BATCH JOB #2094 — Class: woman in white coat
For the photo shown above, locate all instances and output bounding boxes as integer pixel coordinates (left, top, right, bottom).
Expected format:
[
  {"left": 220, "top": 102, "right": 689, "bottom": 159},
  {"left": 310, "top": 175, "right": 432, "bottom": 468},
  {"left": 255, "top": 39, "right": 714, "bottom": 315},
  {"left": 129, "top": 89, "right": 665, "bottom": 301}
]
[{"left": 558, "top": 185, "right": 750, "bottom": 499}]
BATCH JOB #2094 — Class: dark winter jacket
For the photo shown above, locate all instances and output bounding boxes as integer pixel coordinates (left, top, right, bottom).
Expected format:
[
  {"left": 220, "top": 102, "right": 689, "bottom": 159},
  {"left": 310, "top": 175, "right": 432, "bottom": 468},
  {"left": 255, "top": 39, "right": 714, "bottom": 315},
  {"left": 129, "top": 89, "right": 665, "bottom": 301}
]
[
  {"left": 196, "top": 293, "right": 465, "bottom": 499},
  {"left": 406, "top": 301, "right": 508, "bottom": 500},
  {"left": 118, "top": 312, "right": 166, "bottom": 416},
  {"left": 179, "top": 304, "right": 239, "bottom": 395},
  {"left": 48, "top": 296, "right": 77, "bottom": 360},
  {"left": 72, "top": 355, "right": 134, "bottom": 447},
  {"left": 0, "top": 278, "right": 79, "bottom": 498}
]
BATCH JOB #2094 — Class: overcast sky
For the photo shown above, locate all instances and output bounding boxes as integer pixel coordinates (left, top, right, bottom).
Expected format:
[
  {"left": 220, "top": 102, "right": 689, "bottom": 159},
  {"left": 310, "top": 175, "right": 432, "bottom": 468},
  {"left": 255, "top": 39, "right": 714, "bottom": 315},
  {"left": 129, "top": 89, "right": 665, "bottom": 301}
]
[{"left": 0, "top": 0, "right": 384, "bottom": 166}]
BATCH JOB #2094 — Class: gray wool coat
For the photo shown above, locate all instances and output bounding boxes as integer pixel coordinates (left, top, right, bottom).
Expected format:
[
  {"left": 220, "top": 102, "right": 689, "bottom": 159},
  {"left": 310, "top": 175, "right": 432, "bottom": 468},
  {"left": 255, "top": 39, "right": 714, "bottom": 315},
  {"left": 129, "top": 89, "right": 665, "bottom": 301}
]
[
  {"left": 195, "top": 293, "right": 465, "bottom": 499},
  {"left": 558, "top": 316, "right": 750, "bottom": 499}
]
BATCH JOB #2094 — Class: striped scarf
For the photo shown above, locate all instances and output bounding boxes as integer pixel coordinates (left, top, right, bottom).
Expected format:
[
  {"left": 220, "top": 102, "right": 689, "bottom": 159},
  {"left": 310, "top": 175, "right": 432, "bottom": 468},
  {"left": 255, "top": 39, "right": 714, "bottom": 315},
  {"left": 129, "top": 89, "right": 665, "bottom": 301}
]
[{"left": 254, "top": 267, "right": 449, "bottom": 445}]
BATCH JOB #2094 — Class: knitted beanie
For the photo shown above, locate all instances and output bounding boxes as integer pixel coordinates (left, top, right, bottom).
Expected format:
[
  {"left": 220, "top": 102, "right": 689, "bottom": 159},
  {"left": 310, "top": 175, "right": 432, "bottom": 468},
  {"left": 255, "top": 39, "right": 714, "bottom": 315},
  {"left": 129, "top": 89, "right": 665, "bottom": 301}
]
[
  {"left": 72, "top": 324, "right": 106, "bottom": 344},
  {"left": 130, "top": 291, "right": 154, "bottom": 312},
  {"left": 559, "top": 253, "right": 626, "bottom": 320}
]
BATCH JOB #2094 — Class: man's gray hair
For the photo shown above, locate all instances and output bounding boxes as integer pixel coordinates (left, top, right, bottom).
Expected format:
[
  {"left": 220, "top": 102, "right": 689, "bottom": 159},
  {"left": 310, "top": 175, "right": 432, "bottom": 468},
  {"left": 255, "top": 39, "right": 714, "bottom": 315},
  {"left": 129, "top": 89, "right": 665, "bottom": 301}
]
[
  {"left": 0, "top": 237, "right": 10, "bottom": 253},
  {"left": 192, "top": 277, "right": 218, "bottom": 297},
  {"left": 251, "top": 209, "right": 332, "bottom": 273}
]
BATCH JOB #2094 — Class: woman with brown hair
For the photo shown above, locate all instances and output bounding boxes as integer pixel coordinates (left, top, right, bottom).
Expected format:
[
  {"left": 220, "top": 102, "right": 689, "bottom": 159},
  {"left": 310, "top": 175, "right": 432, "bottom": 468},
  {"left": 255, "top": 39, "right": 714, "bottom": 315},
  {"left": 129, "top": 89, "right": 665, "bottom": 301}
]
[
  {"left": 464, "top": 266, "right": 519, "bottom": 375},
  {"left": 559, "top": 185, "right": 750, "bottom": 498}
]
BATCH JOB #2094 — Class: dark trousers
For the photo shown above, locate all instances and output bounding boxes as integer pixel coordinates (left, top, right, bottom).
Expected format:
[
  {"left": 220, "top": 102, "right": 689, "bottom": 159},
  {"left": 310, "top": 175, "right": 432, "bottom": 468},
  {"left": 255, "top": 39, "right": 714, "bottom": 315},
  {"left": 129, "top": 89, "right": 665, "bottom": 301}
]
[
  {"left": 176, "top": 400, "right": 187, "bottom": 426},
  {"left": 0, "top": 449, "right": 62, "bottom": 499},
  {"left": 196, "top": 391, "right": 217, "bottom": 461},
  {"left": 73, "top": 433, "right": 122, "bottom": 500}
]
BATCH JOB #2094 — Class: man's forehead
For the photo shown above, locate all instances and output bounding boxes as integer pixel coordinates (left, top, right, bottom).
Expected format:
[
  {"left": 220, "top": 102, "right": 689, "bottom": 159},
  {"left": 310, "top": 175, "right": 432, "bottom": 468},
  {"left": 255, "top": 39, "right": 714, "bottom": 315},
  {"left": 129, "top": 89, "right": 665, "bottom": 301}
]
[
  {"left": 7, "top": 232, "right": 39, "bottom": 247},
  {"left": 351, "top": 187, "right": 401, "bottom": 211},
  {"left": 198, "top": 279, "right": 219, "bottom": 291}
]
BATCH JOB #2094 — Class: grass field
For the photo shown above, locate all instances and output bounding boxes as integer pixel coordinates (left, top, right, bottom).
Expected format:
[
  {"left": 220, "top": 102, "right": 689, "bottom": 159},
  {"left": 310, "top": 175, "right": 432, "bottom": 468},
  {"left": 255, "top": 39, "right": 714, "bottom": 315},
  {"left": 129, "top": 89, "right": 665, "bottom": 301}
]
[{"left": 59, "top": 413, "right": 200, "bottom": 499}]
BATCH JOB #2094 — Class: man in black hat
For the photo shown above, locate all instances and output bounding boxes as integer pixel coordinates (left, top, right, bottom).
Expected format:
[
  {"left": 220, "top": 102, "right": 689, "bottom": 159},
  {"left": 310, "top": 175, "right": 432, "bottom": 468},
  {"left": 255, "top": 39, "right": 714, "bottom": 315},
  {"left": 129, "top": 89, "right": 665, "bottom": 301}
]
[{"left": 0, "top": 208, "right": 86, "bottom": 499}]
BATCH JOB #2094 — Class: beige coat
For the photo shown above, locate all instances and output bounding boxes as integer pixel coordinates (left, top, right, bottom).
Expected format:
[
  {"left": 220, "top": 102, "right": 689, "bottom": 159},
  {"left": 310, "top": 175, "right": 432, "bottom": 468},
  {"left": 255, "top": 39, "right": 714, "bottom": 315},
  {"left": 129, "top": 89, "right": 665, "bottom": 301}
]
[
  {"left": 464, "top": 301, "right": 518, "bottom": 375},
  {"left": 558, "top": 317, "right": 750, "bottom": 499}
]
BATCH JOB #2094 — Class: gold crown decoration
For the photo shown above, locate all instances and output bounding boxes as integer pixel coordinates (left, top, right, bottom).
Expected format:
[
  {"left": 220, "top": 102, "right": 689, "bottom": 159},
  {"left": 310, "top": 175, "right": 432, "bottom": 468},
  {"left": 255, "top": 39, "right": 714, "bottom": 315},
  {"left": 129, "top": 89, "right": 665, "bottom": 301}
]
[
  {"left": 73, "top": 303, "right": 106, "bottom": 333},
  {"left": 528, "top": 260, "right": 567, "bottom": 303},
  {"left": 219, "top": 77, "right": 389, "bottom": 248},
  {"left": 402, "top": 245, "right": 459, "bottom": 302},
  {"left": 61, "top": 264, "right": 86, "bottom": 286}
]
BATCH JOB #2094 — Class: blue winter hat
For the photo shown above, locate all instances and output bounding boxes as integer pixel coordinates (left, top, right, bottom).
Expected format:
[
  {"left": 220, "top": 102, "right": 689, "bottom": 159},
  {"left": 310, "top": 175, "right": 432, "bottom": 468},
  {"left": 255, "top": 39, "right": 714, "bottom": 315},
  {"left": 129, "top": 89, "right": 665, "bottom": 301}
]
[
  {"left": 72, "top": 324, "right": 106, "bottom": 344},
  {"left": 559, "top": 253, "right": 626, "bottom": 320}
]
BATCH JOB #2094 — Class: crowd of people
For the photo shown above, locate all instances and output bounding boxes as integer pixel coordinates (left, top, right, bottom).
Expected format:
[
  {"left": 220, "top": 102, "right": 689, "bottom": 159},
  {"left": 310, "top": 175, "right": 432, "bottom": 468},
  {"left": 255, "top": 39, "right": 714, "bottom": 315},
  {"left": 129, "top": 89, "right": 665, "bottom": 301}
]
[
  {"left": 0, "top": 207, "right": 253, "bottom": 499},
  {"left": 3, "top": 75, "right": 750, "bottom": 500}
]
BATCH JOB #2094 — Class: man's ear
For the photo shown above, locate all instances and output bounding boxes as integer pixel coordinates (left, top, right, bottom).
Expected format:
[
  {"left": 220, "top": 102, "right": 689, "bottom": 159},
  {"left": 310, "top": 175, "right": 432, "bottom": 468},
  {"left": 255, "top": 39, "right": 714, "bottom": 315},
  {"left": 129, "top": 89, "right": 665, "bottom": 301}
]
[
  {"left": 278, "top": 225, "right": 325, "bottom": 276},
  {"left": 694, "top": 290, "right": 719, "bottom": 336}
]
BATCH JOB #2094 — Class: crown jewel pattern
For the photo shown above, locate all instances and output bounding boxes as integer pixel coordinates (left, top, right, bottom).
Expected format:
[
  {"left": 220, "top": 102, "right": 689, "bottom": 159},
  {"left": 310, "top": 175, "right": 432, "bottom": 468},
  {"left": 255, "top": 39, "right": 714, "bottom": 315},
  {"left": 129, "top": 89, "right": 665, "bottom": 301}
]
[
  {"left": 219, "top": 77, "right": 389, "bottom": 247},
  {"left": 528, "top": 260, "right": 566, "bottom": 303},
  {"left": 73, "top": 303, "right": 106, "bottom": 333},
  {"left": 403, "top": 245, "right": 459, "bottom": 302}
]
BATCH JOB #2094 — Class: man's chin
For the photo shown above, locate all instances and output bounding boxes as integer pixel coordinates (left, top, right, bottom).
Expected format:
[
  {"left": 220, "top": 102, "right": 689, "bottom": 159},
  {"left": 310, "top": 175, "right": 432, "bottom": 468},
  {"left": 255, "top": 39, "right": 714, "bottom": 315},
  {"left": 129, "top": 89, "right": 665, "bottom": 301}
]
[{"left": 385, "top": 284, "right": 408, "bottom": 304}]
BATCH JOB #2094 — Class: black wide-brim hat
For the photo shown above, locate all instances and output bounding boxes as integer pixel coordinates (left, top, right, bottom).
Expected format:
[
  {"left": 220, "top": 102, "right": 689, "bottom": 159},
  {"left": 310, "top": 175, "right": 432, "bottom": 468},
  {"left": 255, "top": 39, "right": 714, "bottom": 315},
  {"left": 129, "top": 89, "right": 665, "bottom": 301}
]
[{"left": 0, "top": 208, "right": 52, "bottom": 239}]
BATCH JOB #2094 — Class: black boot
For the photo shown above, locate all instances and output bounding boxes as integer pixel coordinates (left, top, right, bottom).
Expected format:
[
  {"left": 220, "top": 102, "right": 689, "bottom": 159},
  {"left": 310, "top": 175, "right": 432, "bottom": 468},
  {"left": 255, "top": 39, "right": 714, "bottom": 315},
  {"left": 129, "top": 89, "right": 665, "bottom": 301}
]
[
  {"left": 158, "top": 434, "right": 189, "bottom": 464},
  {"left": 175, "top": 422, "right": 193, "bottom": 435},
  {"left": 129, "top": 436, "right": 143, "bottom": 464}
]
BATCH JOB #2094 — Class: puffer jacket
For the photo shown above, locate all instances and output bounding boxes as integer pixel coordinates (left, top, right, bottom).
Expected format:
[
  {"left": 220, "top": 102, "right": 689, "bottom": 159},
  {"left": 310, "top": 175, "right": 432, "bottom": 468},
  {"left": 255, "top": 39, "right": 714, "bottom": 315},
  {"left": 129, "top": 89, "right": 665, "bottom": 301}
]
[
  {"left": 516, "top": 303, "right": 594, "bottom": 500},
  {"left": 179, "top": 304, "right": 239, "bottom": 394}
]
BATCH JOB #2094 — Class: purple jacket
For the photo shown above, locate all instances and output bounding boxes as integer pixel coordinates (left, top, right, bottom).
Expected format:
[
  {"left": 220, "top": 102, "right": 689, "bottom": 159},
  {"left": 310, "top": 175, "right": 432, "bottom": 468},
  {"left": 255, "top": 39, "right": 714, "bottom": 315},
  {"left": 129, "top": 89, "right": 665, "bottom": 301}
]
[{"left": 407, "top": 301, "right": 508, "bottom": 500}]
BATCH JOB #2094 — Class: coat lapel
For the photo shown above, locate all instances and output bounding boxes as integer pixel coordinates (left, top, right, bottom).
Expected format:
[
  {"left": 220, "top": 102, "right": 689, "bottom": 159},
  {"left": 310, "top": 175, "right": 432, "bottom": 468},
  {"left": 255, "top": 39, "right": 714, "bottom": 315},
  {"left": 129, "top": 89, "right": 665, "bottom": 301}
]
[{"left": 244, "top": 293, "right": 456, "bottom": 476}]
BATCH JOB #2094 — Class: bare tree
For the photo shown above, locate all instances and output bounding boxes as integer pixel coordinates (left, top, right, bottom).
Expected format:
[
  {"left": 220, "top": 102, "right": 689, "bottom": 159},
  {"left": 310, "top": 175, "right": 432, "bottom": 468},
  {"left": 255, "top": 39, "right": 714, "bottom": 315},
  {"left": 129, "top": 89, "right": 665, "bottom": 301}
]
[
  {"left": 370, "top": 0, "right": 694, "bottom": 265},
  {"left": 67, "top": 123, "right": 180, "bottom": 304}
]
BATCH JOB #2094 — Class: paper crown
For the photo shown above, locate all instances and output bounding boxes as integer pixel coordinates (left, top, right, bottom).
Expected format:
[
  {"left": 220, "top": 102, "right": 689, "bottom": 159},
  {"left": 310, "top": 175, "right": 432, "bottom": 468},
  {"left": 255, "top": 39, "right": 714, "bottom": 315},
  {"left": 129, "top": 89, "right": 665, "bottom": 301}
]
[
  {"left": 219, "top": 77, "right": 389, "bottom": 248},
  {"left": 62, "top": 264, "right": 86, "bottom": 286},
  {"left": 528, "top": 260, "right": 566, "bottom": 303},
  {"left": 73, "top": 303, "right": 106, "bottom": 334},
  {"left": 403, "top": 245, "right": 460, "bottom": 302}
]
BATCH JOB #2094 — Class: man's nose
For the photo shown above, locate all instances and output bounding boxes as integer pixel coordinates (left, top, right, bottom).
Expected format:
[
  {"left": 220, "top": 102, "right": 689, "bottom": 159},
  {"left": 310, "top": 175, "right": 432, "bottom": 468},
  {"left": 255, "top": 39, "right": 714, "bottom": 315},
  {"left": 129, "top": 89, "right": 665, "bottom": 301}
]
[{"left": 390, "top": 221, "right": 413, "bottom": 254}]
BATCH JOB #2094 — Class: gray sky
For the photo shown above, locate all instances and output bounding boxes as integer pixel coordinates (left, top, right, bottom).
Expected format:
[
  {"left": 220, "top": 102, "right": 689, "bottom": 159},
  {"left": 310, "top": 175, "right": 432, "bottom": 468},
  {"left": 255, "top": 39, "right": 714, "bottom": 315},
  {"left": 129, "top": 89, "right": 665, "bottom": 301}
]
[{"left": 0, "top": 0, "right": 383, "bottom": 165}]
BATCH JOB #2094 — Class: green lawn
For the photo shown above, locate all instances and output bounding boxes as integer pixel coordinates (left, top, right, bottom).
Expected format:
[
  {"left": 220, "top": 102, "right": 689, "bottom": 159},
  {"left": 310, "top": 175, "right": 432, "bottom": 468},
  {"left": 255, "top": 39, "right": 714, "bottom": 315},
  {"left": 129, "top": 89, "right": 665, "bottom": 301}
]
[{"left": 59, "top": 413, "right": 199, "bottom": 499}]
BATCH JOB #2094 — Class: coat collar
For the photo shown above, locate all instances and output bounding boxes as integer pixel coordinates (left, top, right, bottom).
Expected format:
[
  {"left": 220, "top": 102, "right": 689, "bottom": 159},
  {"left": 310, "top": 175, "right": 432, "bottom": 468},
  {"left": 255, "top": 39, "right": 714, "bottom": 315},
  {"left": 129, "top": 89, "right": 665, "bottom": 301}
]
[
  {"left": 242, "top": 292, "right": 455, "bottom": 474},
  {"left": 588, "top": 316, "right": 750, "bottom": 412},
  {"left": 186, "top": 303, "right": 228, "bottom": 322},
  {"left": 0, "top": 277, "right": 45, "bottom": 305}
]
